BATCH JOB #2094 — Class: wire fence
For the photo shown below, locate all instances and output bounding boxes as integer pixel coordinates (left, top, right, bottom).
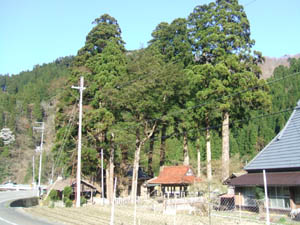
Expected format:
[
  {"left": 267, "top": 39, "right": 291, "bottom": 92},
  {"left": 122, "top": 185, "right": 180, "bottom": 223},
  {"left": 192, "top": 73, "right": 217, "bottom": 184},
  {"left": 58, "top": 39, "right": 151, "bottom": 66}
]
[
  {"left": 33, "top": 191, "right": 300, "bottom": 225},
  {"left": 116, "top": 193, "right": 298, "bottom": 225},
  {"left": 84, "top": 193, "right": 297, "bottom": 225}
]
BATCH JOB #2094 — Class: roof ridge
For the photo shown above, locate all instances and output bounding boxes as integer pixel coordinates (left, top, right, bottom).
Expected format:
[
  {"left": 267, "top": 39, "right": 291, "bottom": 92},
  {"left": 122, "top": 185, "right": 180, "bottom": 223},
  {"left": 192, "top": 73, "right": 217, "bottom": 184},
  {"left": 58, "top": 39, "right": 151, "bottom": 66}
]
[{"left": 244, "top": 100, "right": 300, "bottom": 170}]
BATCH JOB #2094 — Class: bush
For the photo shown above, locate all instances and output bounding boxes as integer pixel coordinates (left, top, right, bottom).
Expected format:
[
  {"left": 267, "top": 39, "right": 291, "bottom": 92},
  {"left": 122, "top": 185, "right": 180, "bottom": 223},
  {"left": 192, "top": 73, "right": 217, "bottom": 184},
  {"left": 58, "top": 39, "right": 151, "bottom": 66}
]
[
  {"left": 279, "top": 217, "right": 286, "bottom": 224},
  {"left": 49, "top": 190, "right": 59, "bottom": 202},
  {"left": 63, "top": 186, "right": 72, "bottom": 201},
  {"left": 80, "top": 197, "right": 87, "bottom": 206},
  {"left": 65, "top": 199, "right": 73, "bottom": 208}
]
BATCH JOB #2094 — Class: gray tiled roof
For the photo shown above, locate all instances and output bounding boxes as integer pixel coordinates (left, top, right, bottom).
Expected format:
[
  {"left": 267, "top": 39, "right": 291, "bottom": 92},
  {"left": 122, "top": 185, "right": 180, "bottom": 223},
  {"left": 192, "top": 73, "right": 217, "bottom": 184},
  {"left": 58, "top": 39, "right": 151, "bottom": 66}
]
[{"left": 245, "top": 101, "right": 300, "bottom": 171}]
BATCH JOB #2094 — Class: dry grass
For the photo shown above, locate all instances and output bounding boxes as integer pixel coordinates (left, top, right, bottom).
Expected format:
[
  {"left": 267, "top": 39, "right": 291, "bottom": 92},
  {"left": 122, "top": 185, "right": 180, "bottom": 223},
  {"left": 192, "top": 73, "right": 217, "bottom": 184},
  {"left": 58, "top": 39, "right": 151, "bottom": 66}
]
[{"left": 24, "top": 203, "right": 267, "bottom": 225}]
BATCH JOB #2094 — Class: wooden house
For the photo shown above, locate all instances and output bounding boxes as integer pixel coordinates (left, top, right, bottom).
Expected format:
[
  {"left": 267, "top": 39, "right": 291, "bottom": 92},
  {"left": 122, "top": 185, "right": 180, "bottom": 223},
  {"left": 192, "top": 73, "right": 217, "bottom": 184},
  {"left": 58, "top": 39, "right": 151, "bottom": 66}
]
[
  {"left": 47, "top": 177, "right": 98, "bottom": 200},
  {"left": 125, "top": 167, "right": 151, "bottom": 197},
  {"left": 228, "top": 100, "right": 300, "bottom": 212}
]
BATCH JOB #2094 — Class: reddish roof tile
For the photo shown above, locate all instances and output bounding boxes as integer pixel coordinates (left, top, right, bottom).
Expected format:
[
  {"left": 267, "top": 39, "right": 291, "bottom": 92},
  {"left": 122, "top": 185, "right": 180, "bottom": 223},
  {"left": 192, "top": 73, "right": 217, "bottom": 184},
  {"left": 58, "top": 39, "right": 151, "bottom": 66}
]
[{"left": 148, "top": 165, "right": 201, "bottom": 185}]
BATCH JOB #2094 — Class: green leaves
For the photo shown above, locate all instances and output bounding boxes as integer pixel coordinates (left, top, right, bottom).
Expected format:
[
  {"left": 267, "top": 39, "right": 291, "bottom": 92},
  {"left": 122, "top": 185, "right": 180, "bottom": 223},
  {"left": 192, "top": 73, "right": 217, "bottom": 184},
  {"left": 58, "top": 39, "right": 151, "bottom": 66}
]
[
  {"left": 76, "top": 14, "right": 125, "bottom": 66},
  {"left": 188, "top": 0, "right": 253, "bottom": 65},
  {"left": 54, "top": 14, "right": 128, "bottom": 176}
]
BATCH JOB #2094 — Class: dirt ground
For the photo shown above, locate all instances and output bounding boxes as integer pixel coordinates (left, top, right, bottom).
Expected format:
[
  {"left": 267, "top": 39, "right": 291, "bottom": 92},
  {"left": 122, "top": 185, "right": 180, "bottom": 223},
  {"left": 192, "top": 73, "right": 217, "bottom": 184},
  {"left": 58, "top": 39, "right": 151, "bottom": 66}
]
[{"left": 24, "top": 204, "right": 270, "bottom": 225}]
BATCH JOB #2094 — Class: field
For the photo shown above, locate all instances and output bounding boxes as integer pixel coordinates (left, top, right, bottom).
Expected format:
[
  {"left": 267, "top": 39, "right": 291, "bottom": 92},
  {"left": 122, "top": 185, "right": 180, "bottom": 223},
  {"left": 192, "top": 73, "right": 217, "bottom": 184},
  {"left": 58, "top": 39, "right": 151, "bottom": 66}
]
[{"left": 24, "top": 203, "right": 270, "bottom": 225}]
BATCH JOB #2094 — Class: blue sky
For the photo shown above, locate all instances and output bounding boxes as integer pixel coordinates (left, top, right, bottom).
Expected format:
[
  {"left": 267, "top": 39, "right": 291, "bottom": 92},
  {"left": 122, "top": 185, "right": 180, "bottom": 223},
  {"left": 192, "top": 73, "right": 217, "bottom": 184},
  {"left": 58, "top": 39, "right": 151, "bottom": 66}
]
[{"left": 1, "top": 0, "right": 299, "bottom": 75}]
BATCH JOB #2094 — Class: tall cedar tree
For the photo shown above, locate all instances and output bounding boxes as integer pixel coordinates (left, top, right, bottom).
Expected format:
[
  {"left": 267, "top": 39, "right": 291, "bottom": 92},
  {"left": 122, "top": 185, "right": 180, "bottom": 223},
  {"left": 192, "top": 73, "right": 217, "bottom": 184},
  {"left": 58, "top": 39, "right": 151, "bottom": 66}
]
[
  {"left": 103, "top": 47, "right": 187, "bottom": 201},
  {"left": 188, "top": 0, "right": 270, "bottom": 180},
  {"left": 54, "top": 14, "right": 127, "bottom": 203},
  {"left": 149, "top": 18, "right": 193, "bottom": 166}
]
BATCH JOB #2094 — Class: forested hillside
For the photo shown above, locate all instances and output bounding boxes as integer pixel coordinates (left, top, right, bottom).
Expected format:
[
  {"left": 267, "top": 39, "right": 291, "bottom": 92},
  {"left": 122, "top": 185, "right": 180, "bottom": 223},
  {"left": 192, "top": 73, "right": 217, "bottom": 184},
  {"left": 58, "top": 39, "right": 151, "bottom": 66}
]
[
  {"left": 0, "top": 56, "right": 72, "bottom": 183},
  {"left": 1, "top": 0, "right": 300, "bottom": 198}
]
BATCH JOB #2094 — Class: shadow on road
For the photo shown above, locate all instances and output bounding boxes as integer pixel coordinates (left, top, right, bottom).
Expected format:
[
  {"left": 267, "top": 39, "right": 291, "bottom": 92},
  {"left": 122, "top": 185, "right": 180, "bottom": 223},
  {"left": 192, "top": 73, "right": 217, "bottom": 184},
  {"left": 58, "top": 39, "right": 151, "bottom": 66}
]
[{"left": 10, "top": 197, "right": 39, "bottom": 208}]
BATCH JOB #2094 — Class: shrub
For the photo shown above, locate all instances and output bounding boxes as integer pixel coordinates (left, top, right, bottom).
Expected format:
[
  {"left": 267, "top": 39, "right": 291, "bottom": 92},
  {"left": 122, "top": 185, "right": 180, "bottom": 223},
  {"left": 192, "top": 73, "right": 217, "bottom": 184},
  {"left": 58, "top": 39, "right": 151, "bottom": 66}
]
[
  {"left": 80, "top": 197, "right": 87, "bottom": 206},
  {"left": 63, "top": 186, "right": 72, "bottom": 201},
  {"left": 65, "top": 199, "right": 73, "bottom": 208},
  {"left": 49, "top": 190, "right": 59, "bottom": 202},
  {"left": 279, "top": 217, "right": 286, "bottom": 224}
]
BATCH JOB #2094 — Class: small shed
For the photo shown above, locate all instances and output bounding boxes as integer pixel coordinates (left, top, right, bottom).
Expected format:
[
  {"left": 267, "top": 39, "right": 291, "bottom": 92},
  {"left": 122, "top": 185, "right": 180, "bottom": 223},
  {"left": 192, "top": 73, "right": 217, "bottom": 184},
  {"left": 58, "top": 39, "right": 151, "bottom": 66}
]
[
  {"left": 47, "top": 177, "right": 98, "bottom": 200},
  {"left": 126, "top": 167, "right": 151, "bottom": 197},
  {"left": 147, "top": 165, "right": 201, "bottom": 197}
]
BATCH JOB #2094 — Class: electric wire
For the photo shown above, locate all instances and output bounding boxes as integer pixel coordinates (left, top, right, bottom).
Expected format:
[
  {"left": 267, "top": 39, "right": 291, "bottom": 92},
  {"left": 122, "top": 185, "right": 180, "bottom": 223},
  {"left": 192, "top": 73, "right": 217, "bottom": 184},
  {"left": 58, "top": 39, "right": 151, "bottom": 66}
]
[
  {"left": 142, "top": 106, "right": 295, "bottom": 144},
  {"left": 105, "top": 71, "right": 300, "bottom": 131},
  {"left": 244, "top": 0, "right": 257, "bottom": 7},
  {"left": 52, "top": 99, "right": 78, "bottom": 176}
]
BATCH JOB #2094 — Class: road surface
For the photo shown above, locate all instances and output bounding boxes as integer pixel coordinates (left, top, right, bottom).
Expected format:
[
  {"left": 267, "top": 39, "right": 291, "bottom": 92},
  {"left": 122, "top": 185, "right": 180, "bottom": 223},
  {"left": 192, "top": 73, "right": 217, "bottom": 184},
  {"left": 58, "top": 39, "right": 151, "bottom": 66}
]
[{"left": 0, "top": 190, "right": 61, "bottom": 225}]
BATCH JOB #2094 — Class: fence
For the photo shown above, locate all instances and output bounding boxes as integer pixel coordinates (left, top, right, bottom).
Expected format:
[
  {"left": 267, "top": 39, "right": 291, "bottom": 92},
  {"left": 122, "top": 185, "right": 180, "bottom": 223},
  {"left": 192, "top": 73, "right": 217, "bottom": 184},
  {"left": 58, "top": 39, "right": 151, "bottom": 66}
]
[
  {"left": 109, "top": 190, "right": 299, "bottom": 225},
  {"left": 0, "top": 184, "right": 33, "bottom": 191},
  {"left": 33, "top": 191, "right": 300, "bottom": 225}
]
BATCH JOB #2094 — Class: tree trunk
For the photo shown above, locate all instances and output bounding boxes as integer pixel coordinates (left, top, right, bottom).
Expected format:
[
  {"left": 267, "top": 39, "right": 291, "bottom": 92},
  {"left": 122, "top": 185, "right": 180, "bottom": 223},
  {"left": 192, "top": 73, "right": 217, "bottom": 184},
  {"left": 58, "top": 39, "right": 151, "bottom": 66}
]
[
  {"left": 197, "top": 136, "right": 201, "bottom": 178},
  {"left": 131, "top": 128, "right": 141, "bottom": 202},
  {"left": 148, "top": 133, "right": 155, "bottom": 177},
  {"left": 108, "top": 153, "right": 114, "bottom": 204},
  {"left": 183, "top": 131, "right": 189, "bottom": 166},
  {"left": 206, "top": 127, "right": 212, "bottom": 181},
  {"left": 159, "top": 124, "right": 167, "bottom": 167},
  {"left": 131, "top": 123, "right": 157, "bottom": 203},
  {"left": 106, "top": 169, "right": 111, "bottom": 202},
  {"left": 222, "top": 111, "right": 230, "bottom": 181},
  {"left": 107, "top": 133, "right": 115, "bottom": 204}
]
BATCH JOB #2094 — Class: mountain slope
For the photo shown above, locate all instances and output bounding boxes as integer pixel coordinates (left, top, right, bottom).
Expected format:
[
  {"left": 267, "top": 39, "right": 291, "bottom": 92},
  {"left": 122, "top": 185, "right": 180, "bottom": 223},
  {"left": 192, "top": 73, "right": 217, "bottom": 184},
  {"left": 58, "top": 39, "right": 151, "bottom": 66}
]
[{"left": 260, "top": 54, "right": 300, "bottom": 79}]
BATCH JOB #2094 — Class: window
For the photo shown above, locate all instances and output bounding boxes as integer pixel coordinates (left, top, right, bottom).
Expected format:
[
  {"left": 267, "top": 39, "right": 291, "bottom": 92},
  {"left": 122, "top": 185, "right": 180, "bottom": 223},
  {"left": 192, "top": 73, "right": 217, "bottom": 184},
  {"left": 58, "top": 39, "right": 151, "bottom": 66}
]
[
  {"left": 294, "top": 187, "right": 300, "bottom": 204},
  {"left": 268, "top": 187, "right": 290, "bottom": 209},
  {"left": 186, "top": 169, "right": 193, "bottom": 176},
  {"left": 242, "top": 187, "right": 256, "bottom": 206}
]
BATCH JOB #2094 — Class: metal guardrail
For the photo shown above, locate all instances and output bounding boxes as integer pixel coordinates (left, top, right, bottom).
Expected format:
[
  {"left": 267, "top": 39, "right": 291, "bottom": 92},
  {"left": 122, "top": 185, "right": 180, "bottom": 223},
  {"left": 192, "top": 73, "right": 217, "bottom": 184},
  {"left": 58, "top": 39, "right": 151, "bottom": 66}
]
[{"left": 0, "top": 184, "right": 33, "bottom": 191}]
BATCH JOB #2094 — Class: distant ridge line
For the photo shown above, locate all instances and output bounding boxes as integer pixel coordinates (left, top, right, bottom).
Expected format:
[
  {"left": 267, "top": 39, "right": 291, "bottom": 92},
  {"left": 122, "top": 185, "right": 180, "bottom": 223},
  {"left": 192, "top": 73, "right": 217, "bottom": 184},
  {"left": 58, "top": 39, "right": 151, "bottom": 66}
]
[{"left": 260, "top": 53, "right": 300, "bottom": 79}]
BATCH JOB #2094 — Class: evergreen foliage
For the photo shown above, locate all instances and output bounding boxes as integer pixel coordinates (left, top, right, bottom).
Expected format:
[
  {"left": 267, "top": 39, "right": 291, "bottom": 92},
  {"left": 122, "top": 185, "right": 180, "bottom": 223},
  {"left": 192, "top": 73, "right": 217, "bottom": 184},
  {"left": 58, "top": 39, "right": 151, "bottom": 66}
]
[
  {"left": 2, "top": 1, "right": 300, "bottom": 188},
  {"left": 52, "top": 5, "right": 300, "bottom": 185},
  {"left": 49, "top": 189, "right": 59, "bottom": 202}
]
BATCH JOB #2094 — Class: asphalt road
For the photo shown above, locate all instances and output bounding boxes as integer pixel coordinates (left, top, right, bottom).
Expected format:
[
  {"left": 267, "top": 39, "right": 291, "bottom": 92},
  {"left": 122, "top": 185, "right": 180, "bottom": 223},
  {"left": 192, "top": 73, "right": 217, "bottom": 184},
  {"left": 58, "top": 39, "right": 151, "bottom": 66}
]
[{"left": 0, "top": 190, "right": 61, "bottom": 225}]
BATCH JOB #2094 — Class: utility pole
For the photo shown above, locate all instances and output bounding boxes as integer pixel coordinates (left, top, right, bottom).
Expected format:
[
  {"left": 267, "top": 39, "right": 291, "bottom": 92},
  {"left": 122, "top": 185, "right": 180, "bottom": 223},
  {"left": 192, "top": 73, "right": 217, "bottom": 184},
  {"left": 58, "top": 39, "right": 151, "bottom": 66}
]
[
  {"left": 50, "top": 163, "right": 54, "bottom": 184},
  {"left": 33, "top": 122, "right": 45, "bottom": 196},
  {"left": 32, "top": 155, "right": 35, "bottom": 187},
  {"left": 101, "top": 148, "right": 104, "bottom": 205},
  {"left": 72, "top": 76, "right": 85, "bottom": 208},
  {"left": 263, "top": 170, "right": 270, "bottom": 225}
]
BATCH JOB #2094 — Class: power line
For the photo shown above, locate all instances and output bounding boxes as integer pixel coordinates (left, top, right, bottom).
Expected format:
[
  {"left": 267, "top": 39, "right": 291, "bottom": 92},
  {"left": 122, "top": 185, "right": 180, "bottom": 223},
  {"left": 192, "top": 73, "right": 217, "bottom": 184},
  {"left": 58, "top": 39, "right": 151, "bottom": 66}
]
[
  {"left": 244, "top": 0, "right": 257, "bottom": 7},
  {"left": 131, "top": 69, "right": 300, "bottom": 140},
  {"left": 116, "top": 70, "right": 300, "bottom": 129},
  {"left": 86, "top": 70, "right": 300, "bottom": 143},
  {"left": 52, "top": 99, "right": 78, "bottom": 178},
  {"left": 147, "top": 106, "right": 295, "bottom": 144},
  {"left": 166, "top": 71, "right": 300, "bottom": 121},
  {"left": 114, "top": 57, "right": 183, "bottom": 90}
]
